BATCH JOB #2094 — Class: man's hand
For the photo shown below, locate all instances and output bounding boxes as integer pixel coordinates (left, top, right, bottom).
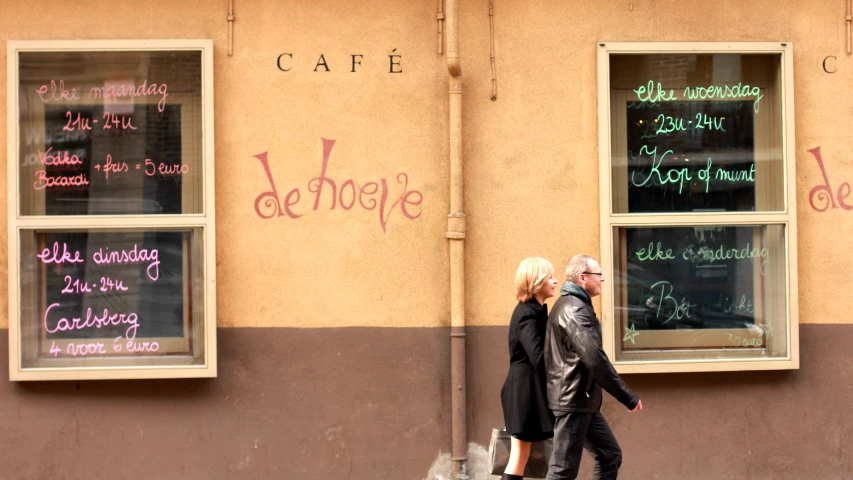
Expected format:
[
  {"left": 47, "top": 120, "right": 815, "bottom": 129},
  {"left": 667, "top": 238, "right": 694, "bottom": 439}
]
[{"left": 630, "top": 399, "right": 643, "bottom": 412}]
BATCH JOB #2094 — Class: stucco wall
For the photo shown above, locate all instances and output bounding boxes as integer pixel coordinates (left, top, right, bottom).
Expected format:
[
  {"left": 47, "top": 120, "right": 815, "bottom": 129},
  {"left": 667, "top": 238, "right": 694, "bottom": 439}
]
[
  {"left": 3, "top": 0, "right": 853, "bottom": 478},
  {"left": 2, "top": 0, "right": 853, "bottom": 330}
]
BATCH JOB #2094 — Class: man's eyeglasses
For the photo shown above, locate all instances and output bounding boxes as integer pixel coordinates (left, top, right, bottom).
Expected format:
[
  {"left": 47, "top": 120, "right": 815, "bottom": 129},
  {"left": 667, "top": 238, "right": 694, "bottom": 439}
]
[{"left": 582, "top": 272, "right": 603, "bottom": 276}]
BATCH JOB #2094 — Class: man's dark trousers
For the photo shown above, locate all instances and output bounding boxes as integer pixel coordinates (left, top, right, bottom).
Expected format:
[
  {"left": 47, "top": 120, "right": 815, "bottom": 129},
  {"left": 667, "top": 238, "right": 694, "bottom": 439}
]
[{"left": 545, "top": 411, "right": 622, "bottom": 480}]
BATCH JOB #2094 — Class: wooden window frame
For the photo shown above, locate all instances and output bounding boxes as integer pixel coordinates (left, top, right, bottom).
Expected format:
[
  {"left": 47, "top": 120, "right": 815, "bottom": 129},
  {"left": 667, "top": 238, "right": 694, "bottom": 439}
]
[
  {"left": 596, "top": 42, "right": 799, "bottom": 373},
  {"left": 6, "top": 39, "right": 217, "bottom": 381}
]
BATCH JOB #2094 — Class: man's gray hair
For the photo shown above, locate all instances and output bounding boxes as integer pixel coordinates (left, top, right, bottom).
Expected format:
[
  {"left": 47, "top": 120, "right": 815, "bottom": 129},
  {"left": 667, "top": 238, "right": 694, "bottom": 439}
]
[{"left": 565, "top": 254, "right": 596, "bottom": 283}]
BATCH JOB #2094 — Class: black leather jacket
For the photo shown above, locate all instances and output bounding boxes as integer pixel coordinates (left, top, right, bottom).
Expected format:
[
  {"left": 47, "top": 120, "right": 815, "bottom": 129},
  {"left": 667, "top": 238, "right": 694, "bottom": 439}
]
[{"left": 544, "top": 282, "right": 639, "bottom": 413}]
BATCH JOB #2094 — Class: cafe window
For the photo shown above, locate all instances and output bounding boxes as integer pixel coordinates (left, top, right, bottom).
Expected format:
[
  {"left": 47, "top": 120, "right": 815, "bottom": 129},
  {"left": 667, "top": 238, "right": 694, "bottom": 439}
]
[
  {"left": 6, "top": 40, "right": 217, "bottom": 380},
  {"left": 596, "top": 43, "right": 799, "bottom": 373}
]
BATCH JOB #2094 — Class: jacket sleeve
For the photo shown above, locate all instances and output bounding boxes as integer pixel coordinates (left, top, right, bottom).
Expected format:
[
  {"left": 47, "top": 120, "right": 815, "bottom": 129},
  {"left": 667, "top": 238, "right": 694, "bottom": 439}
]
[
  {"left": 570, "top": 307, "right": 639, "bottom": 410},
  {"left": 516, "top": 313, "right": 546, "bottom": 372}
]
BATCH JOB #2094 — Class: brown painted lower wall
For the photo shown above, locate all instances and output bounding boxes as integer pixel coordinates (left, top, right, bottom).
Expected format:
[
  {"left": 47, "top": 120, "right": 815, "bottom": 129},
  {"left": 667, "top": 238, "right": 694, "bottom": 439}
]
[
  {"left": 0, "top": 328, "right": 451, "bottom": 480},
  {"left": 1, "top": 325, "right": 851, "bottom": 480},
  {"left": 469, "top": 324, "right": 853, "bottom": 480}
]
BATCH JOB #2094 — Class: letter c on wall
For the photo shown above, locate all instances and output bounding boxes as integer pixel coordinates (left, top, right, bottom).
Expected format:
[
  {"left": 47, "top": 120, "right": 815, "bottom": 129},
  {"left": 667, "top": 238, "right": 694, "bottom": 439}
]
[
  {"left": 277, "top": 53, "right": 293, "bottom": 72},
  {"left": 824, "top": 55, "right": 837, "bottom": 74}
]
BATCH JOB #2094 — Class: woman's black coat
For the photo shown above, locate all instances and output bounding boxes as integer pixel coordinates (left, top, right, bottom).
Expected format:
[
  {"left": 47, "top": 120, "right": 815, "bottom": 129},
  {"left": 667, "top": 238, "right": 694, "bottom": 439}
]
[{"left": 500, "top": 298, "right": 555, "bottom": 441}]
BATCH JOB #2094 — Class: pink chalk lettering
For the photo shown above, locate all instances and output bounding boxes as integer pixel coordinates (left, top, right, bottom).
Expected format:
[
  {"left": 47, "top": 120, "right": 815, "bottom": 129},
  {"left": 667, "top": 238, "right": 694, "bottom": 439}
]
[
  {"left": 38, "top": 242, "right": 84, "bottom": 264},
  {"left": 340, "top": 179, "right": 357, "bottom": 210},
  {"left": 308, "top": 138, "right": 339, "bottom": 210},
  {"left": 253, "top": 152, "right": 285, "bottom": 218},
  {"left": 34, "top": 170, "right": 89, "bottom": 190},
  {"left": 63, "top": 111, "right": 92, "bottom": 131},
  {"left": 401, "top": 189, "right": 423, "bottom": 219},
  {"left": 379, "top": 173, "right": 419, "bottom": 232},
  {"left": 359, "top": 182, "right": 379, "bottom": 210},
  {"left": 100, "top": 154, "right": 129, "bottom": 180},
  {"left": 808, "top": 146, "right": 853, "bottom": 211},
  {"left": 38, "top": 147, "right": 83, "bottom": 166},
  {"left": 101, "top": 113, "right": 137, "bottom": 130},
  {"left": 99, "top": 277, "right": 128, "bottom": 292},
  {"left": 253, "top": 152, "right": 303, "bottom": 218},
  {"left": 62, "top": 276, "right": 127, "bottom": 294},
  {"left": 143, "top": 158, "right": 189, "bottom": 177},
  {"left": 36, "top": 80, "right": 80, "bottom": 103},
  {"left": 125, "top": 339, "right": 160, "bottom": 353},
  {"left": 808, "top": 146, "right": 837, "bottom": 211},
  {"left": 91, "top": 245, "right": 160, "bottom": 281},
  {"left": 62, "top": 275, "right": 92, "bottom": 294},
  {"left": 66, "top": 342, "right": 107, "bottom": 357},
  {"left": 156, "top": 162, "right": 189, "bottom": 176},
  {"left": 251, "top": 138, "right": 424, "bottom": 231},
  {"left": 839, "top": 182, "right": 853, "bottom": 210},
  {"left": 283, "top": 188, "right": 302, "bottom": 218},
  {"left": 43, "top": 303, "right": 140, "bottom": 340},
  {"left": 88, "top": 80, "right": 169, "bottom": 112}
]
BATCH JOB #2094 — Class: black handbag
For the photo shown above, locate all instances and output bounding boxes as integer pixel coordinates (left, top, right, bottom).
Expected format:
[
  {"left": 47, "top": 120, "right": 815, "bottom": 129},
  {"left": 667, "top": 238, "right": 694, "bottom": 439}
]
[{"left": 487, "top": 427, "right": 552, "bottom": 479}]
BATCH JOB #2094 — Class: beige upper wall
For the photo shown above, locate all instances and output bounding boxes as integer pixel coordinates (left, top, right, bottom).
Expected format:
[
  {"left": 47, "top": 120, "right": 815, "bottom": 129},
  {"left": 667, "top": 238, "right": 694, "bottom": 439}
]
[{"left": 1, "top": 0, "right": 850, "bottom": 328}]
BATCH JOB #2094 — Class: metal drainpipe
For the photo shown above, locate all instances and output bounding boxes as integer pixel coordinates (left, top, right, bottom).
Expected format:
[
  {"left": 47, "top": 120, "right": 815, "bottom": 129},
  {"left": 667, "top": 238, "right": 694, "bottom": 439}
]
[
  {"left": 847, "top": 0, "right": 852, "bottom": 54},
  {"left": 444, "top": 0, "right": 467, "bottom": 478}
]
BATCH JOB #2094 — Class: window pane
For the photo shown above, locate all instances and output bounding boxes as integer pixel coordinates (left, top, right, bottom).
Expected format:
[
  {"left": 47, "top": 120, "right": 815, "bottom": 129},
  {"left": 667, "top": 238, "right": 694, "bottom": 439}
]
[
  {"left": 17, "top": 51, "right": 203, "bottom": 215},
  {"left": 19, "top": 228, "right": 205, "bottom": 369},
  {"left": 612, "top": 224, "right": 788, "bottom": 362},
  {"left": 609, "top": 53, "right": 784, "bottom": 213}
]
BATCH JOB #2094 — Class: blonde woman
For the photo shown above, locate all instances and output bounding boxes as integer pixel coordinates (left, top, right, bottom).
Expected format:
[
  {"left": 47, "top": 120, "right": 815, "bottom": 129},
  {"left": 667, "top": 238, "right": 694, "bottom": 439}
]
[{"left": 500, "top": 257, "right": 559, "bottom": 480}]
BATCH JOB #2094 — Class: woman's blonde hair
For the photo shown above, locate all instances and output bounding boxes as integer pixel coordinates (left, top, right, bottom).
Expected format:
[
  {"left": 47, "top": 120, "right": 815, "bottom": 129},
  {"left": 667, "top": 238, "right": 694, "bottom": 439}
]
[{"left": 515, "top": 257, "right": 555, "bottom": 302}]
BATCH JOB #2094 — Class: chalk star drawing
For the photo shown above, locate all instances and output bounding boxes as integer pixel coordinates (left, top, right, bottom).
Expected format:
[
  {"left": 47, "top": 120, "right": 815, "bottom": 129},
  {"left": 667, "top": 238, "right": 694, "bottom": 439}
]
[
  {"left": 623, "top": 324, "right": 640, "bottom": 345},
  {"left": 756, "top": 322, "right": 772, "bottom": 334}
]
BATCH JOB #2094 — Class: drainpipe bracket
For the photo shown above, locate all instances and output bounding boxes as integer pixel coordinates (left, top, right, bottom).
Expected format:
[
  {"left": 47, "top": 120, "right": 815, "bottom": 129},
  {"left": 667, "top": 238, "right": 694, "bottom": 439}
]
[
  {"left": 446, "top": 213, "right": 466, "bottom": 239},
  {"left": 446, "top": 56, "right": 463, "bottom": 77}
]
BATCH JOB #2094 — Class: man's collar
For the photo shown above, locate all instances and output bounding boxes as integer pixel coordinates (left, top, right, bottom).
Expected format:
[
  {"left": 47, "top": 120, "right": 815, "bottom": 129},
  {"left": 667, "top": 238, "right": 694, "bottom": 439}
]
[{"left": 560, "top": 281, "right": 592, "bottom": 305}]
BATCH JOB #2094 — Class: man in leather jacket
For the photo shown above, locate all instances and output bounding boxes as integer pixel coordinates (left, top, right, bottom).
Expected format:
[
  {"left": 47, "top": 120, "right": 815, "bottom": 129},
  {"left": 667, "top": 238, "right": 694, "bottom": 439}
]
[{"left": 544, "top": 254, "right": 642, "bottom": 480}]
